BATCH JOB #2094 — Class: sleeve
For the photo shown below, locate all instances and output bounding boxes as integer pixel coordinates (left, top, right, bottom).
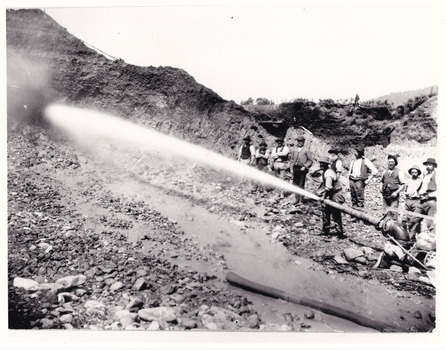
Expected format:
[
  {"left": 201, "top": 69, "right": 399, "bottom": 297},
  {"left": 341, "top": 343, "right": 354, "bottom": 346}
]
[
  {"left": 325, "top": 173, "right": 334, "bottom": 190},
  {"left": 347, "top": 160, "right": 353, "bottom": 177},
  {"left": 304, "top": 149, "right": 313, "bottom": 169},
  {"left": 366, "top": 158, "right": 378, "bottom": 176},
  {"left": 398, "top": 170, "right": 406, "bottom": 184},
  {"left": 277, "top": 146, "right": 290, "bottom": 156},
  {"left": 335, "top": 160, "right": 343, "bottom": 173}
]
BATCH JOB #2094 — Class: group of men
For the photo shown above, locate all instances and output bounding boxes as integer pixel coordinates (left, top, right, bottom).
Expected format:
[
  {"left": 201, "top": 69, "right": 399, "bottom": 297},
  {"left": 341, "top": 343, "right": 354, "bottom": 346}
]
[
  {"left": 237, "top": 135, "right": 313, "bottom": 204},
  {"left": 238, "top": 136, "right": 437, "bottom": 241}
]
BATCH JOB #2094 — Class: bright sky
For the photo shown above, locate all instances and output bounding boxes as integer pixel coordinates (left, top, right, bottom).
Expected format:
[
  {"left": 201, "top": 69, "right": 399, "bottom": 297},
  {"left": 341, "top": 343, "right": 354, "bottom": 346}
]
[{"left": 21, "top": 1, "right": 446, "bottom": 103}]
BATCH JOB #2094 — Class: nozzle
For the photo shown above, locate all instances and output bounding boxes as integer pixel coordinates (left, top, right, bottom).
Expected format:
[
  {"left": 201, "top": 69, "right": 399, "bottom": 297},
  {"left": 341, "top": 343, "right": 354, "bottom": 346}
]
[{"left": 380, "top": 217, "right": 410, "bottom": 241}]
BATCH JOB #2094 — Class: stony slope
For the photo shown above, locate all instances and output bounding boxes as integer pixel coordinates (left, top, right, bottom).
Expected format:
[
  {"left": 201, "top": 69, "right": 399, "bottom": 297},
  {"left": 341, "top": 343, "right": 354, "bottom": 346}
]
[{"left": 6, "top": 8, "right": 271, "bottom": 156}]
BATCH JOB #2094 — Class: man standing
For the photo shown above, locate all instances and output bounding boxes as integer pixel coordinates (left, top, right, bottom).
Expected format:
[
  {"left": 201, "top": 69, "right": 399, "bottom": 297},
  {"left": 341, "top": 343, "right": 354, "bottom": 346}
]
[
  {"left": 347, "top": 147, "right": 378, "bottom": 211},
  {"left": 237, "top": 136, "right": 255, "bottom": 165},
  {"left": 328, "top": 148, "right": 343, "bottom": 180},
  {"left": 255, "top": 141, "right": 270, "bottom": 172},
  {"left": 270, "top": 138, "right": 290, "bottom": 179},
  {"left": 252, "top": 141, "right": 270, "bottom": 193},
  {"left": 290, "top": 135, "right": 313, "bottom": 204},
  {"left": 316, "top": 156, "right": 345, "bottom": 238},
  {"left": 404, "top": 165, "right": 423, "bottom": 239},
  {"left": 415, "top": 158, "right": 437, "bottom": 232},
  {"left": 380, "top": 155, "right": 405, "bottom": 220}
]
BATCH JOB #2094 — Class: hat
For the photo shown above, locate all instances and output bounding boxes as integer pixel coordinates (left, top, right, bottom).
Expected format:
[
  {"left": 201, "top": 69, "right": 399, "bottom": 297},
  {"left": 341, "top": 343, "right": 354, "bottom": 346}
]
[
  {"left": 356, "top": 147, "right": 365, "bottom": 155},
  {"left": 387, "top": 154, "right": 398, "bottom": 166},
  {"left": 328, "top": 148, "right": 341, "bottom": 154},
  {"left": 243, "top": 136, "right": 251, "bottom": 141},
  {"left": 319, "top": 156, "right": 330, "bottom": 164},
  {"left": 275, "top": 138, "right": 284, "bottom": 143},
  {"left": 296, "top": 135, "right": 305, "bottom": 141},
  {"left": 423, "top": 158, "right": 437, "bottom": 167},
  {"left": 259, "top": 141, "right": 267, "bottom": 147},
  {"left": 408, "top": 165, "right": 422, "bottom": 176}
]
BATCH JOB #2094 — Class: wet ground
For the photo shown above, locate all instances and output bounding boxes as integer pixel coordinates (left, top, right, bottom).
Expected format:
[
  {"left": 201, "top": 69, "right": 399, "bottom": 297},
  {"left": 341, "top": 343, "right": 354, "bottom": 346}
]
[{"left": 7, "top": 127, "right": 436, "bottom": 334}]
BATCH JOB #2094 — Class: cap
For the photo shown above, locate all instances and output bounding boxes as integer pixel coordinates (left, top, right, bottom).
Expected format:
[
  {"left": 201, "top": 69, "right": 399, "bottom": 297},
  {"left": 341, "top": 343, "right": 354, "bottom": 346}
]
[
  {"left": 319, "top": 156, "right": 330, "bottom": 164},
  {"left": 296, "top": 135, "right": 305, "bottom": 141}
]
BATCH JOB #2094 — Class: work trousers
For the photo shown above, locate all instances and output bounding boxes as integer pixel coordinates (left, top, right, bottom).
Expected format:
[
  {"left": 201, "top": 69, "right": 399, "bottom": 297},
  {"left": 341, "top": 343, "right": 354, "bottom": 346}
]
[
  {"left": 414, "top": 199, "right": 437, "bottom": 232},
  {"left": 349, "top": 178, "right": 365, "bottom": 209},
  {"left": 382, "top": 195, "right": 400, "bottom": 220},
  {"left": 322, "top": 191, "right": 345, "bottom": 236},
  {"left": 292, "top": 167, "right": 308, "bottom": 203},
  {"left": 404, "top": 198, "right": 422, "bottom": 238}
]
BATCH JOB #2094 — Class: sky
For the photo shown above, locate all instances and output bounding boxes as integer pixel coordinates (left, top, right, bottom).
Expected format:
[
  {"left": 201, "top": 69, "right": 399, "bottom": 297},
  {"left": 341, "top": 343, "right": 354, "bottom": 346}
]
[
  {"left": 39, "top": 1, "right": 442, "bottom": 104},
  {"left": 1, "top": 1, "right": 433, "bottom": 104}
]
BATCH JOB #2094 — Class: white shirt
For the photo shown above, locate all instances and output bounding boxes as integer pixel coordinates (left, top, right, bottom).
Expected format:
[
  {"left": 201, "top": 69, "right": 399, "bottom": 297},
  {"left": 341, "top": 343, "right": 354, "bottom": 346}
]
[{"left": 348, "top": 158, "right": 378, "bottom": 178}]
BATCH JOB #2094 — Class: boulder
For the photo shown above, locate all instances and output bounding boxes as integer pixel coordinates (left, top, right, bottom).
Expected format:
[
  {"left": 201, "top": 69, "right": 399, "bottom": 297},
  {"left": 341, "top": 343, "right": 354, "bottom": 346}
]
[
  {"left": 343, "top": 248, "right": 364, "bottom": 262},
  {"left": 132, "top": 277, "right": 147, "bottom": 291},
  {"left": 138, "top": 307, "right": 178, "bottom": 323},
  {"left": 56, "top": 275, "right": 87, "bottom": 289},
  {"left": 110, "top": 281, "right": 124, "bottom": 291},
  {"left": 13, "top": 277, "right": 38, "bottom": 291}
]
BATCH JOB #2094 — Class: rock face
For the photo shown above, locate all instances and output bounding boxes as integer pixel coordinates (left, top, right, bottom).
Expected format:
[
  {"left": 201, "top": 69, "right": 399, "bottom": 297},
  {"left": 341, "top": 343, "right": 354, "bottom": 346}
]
[{"left": 6, "top": 9, "right": 271, "bottom": 157}]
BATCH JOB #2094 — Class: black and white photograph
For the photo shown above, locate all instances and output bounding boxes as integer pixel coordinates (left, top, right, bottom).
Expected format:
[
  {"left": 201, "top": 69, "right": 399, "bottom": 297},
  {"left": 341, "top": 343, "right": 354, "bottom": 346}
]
[{"left": 3, "top": 0, "right": 445, "bottom": 348}]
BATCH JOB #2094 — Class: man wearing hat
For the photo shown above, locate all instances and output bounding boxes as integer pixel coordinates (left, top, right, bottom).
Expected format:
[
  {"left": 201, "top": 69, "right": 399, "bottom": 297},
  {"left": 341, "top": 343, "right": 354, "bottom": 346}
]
[
  {"left": 347, "top": 147, "right": 378, "bottom": 212},
  {"left": 403, "top": 164, "right": 423, "bottom": 238},
  {"left": 380, "top": 155, "right": 405, "bottom": 220},
  {"left": 270, "top": 138, "right": 290, "bottom": 179},
  {"left": 237, "top": 136, "right": 255, "bottom": 165},
  {"left": 289, "top": 134, "right": 313, "bottom": 204},
  {"left": 414, "top": 158, "right": 437, "bottom": 232},
  {"left": 328, "top": 148, "right": 344, "bottom": 180},
  {"left": 254, "top": 141, "right": 270, "bottom": 172},
  {"left": 316, "top": 156, "right": 345, "bottom": 238}
]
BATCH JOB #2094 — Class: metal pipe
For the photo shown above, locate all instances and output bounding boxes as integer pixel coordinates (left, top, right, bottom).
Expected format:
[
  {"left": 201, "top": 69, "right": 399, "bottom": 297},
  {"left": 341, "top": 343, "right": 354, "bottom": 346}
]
[
  {"left": 321, "top": 198, "right": 410, "bottom": 241},
  {"left": 226, "top": 272, "right": 401, "bottom": 332}
]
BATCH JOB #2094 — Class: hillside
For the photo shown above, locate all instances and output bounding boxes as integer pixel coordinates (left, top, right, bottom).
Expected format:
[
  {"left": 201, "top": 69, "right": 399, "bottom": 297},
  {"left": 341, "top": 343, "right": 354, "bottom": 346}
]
[
  {"left": 372, "top": 85, "right": 438, "bottom": 107},
  {"left": 6, "top": 8, "right": 436, "bottom": 335},
  {"left": 6, "top": 9, "right": 270, "bottom": 156}
]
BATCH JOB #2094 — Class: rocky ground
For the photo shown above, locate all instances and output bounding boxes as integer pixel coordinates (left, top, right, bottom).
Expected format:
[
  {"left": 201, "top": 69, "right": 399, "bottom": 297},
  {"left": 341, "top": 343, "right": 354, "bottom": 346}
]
[{"left": 7, "top": 124, "right": 436, "bottom": 333}]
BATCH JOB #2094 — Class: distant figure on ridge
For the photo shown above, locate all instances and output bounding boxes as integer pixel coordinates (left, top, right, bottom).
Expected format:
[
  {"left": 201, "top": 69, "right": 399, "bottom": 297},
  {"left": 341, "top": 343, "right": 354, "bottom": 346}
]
[
  {"left": 270, "top": 138, "right": 290, "bottom": 180},
  {"left": 316, "top": 156, "right": 345, "bottom": 238},
  {"left": 380, "top": 155, "right": 405, "bottom": 220},
  {"left": 347, "top": 147, "right": 378, "bottom": 215},
  {"left": 289, "top": 135, "right": 313, "bottom": 205},
  {"left": 237, "top": 136, "right": 255, "bottom": 165}
]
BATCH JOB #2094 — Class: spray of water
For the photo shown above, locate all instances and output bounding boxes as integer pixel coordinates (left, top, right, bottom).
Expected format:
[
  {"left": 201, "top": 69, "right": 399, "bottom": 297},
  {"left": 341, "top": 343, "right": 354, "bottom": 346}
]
[{"left": 44, "top": 104, "right": 320, "bottom": 201}]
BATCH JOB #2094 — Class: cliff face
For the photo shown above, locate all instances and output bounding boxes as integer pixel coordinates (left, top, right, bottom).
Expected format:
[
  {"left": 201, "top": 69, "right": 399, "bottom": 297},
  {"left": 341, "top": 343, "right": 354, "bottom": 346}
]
[
  {"left": 6, "top": 9, "right": 270, "bottom": 156},
  {"left": 7, "top": 9, "right": 437, "bottom": 158},
  {"left": 245, "top": 94, "right": 437, "bottom": 152}
]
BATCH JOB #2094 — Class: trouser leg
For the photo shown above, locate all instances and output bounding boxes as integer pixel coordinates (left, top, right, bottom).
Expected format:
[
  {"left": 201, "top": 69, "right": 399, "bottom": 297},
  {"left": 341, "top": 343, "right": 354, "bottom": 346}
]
[
  {"left": 322, "top": 204, "right": 331, "bottom": 234},
  {"left": 423, "top": 200, "right": 437, "bottom": 232}
]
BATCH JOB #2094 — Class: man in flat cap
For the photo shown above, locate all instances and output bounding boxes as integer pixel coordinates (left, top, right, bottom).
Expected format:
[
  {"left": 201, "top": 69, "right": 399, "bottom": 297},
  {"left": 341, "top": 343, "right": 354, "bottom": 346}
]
[
  {"left": 414, "top": 158, "right": 437, "bottom": 232},
  {"left": 347, "top": 147, "right": 378, "bottom": 213},
  {"left": 380, "top": 155, "right": 405, "bottom": 220},
  {"left": 316, "top": 156, "right": 345, "bottom": 238},
  {"left": 289, "top": 134, "right": 313, "bottom": 204},
  {"left": 270, "top": 138, "right": 290, "bottom": 179}
]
